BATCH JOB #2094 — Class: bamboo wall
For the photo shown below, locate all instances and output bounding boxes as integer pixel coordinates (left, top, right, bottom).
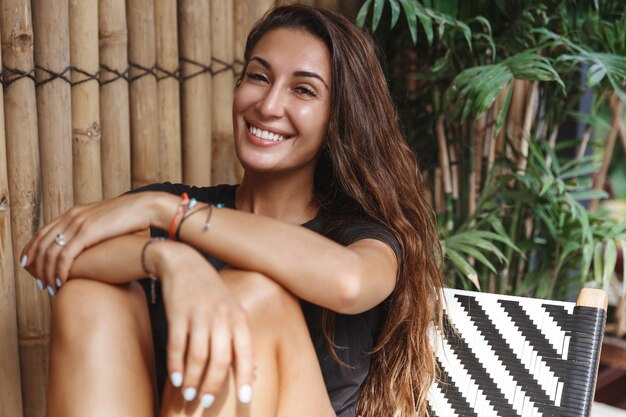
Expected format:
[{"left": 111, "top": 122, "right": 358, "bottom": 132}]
[{"left": 0, "top": 1, "right": 358, "bottom": 416}]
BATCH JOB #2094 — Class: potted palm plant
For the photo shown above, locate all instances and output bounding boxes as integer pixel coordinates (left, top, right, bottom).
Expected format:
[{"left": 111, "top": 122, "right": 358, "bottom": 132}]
[{"left": 357, "top": 0, "right": 626, "bottom": 300}]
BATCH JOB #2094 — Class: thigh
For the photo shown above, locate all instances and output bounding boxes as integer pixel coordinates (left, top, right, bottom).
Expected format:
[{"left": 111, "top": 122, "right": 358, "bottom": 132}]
[{"left": 160, "top": 269, "right": 333, "bottom": 417}]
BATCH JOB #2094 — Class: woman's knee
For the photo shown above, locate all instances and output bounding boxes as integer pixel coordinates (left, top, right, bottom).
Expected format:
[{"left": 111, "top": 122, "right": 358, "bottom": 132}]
[
  {"left": 220, "top": 270, "right": 303, "bottom": 328},
  {"left": 51, "top": 279, "right": 150, "bottom": 347}
]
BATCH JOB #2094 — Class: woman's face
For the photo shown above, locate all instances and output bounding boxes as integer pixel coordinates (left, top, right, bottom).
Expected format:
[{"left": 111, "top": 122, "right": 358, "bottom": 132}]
[{"left": 233, "top": 28, "right": 331, "bottom": 176}]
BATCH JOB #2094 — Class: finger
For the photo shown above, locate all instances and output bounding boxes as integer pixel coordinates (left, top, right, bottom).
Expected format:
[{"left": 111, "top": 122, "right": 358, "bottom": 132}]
[
  {"left": 21, "top": 219, "right": 57, "bottom": 270},
  {"left": 232, "top": 310, "right": 254, "bottom": 405},
  {"left": 201, "top": 311, "right": 232, "bottom": 402},
  {"left": 166, "top": 316, "right": 188, "bottom": 391},
  {"left": 34, "top": 226, "right": 70, "bottom": 294},
  {"left": 182, "top": 319, "right": 210, "bottom": 403},
  {"left": 43, "top": 238, "right": 65, "bottom": 294},
  {"left": 52, "top": 220, "right": 88, "bottom": 284},
  {"left": 23, "top": 204, "right": 84, "bottom": 268}
]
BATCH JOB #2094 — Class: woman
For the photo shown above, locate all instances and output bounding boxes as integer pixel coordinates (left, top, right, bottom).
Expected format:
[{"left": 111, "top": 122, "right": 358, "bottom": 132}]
[{"left": 21, "top": 5, "right": 443, "bottom": 417}]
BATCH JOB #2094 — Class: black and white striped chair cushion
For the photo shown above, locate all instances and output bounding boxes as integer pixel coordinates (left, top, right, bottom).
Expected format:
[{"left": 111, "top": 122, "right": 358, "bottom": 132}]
[{"left": 428, "top": 288, "right": 606, "bottom": 417}]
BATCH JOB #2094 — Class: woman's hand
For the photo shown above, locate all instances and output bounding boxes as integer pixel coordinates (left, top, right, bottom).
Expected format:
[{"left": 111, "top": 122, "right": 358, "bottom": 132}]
[
  {"left": 150, "top": 240, "right": 255, "bottom": 408},
  {"left": 19, "top": 191, "right": 169, "bottom": 293}
]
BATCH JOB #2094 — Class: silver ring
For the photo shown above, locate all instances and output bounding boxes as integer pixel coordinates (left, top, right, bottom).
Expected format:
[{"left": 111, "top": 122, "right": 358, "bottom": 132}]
[{"left": 54, "top": 233, "right": 66, "bottom": 247}]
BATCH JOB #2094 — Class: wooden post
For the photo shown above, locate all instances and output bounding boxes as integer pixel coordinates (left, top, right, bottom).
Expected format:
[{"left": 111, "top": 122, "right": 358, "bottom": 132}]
[
  {"left": 0, "top": 12, "right": 25, "bottom": 417},
  {"left": 70, "top": 0, "right": 102, "bottom": 204},
  {"left": 180, "top": 0, "right": 212, "bottom": 185},
  {"left": 99, "top": 0, "right": 131, "bottom": 198},
  {"left": 32, "top": 0, "right": 74, "bottom": 220},
  {"left": 1, "top": 1, "right": 49, "bottom": 416},
  {"left": 126, "top": 0, "right": 160, "bottom": 189},
  {"left": 155, "top": 0, "right": 182, "bottom": 183},
  {"left": 211, "top": 0, "right": 237, "bottom": 185}
]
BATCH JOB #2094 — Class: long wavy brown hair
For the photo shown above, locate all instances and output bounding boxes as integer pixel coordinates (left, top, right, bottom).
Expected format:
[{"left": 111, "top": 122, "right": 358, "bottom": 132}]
[{"left": 240, "top": 5, "right": 444, "bottom": 416}]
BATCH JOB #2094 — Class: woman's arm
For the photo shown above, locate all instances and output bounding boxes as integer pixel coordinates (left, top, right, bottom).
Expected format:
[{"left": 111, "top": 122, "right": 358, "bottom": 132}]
[
  {"left": 63, "top": 234, "right": 150, "bottom": 283},
  {"left": 163, "top": 199, "right": 399, "bottom": 314},
  {"left": 28, "top": 233, "right": 255, "bottom": 403},
  {"left": 23, "top": 191, "right": 398, "bottom": 314}
]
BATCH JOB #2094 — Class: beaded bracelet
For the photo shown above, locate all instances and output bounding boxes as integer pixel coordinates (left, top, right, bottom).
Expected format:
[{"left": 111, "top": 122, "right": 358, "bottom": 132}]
[
  {"left": 167, "top": 193, "right": 190, "bottom": 240},
  {"left": 141, "top": 237, "right": 167, "bottom": 303},
  {"left": 175, "top": 202, "right": 224, "bottom": 240},
  {"left": 205, "top": 203, "right": 224, "bottom": 230}
]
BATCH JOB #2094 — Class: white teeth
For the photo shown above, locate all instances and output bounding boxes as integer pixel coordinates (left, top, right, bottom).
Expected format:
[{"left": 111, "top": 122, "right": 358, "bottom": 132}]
[{"left": 248, "top": 125, "right": 285, "bottom": 142}]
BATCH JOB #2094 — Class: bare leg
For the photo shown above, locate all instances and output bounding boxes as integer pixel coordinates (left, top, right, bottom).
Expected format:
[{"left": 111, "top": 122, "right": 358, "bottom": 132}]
[
  {"left": 161, "top": 270, "right": 334, "bottom": 417},
  {"left": 46, "top": 279, "right": 155, "bottom": 417}
]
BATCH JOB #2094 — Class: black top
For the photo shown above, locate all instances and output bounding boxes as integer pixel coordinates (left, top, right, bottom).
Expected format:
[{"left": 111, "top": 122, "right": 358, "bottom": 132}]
[{"left": 133, "top": 183, "right": 401, "bottom": 417}]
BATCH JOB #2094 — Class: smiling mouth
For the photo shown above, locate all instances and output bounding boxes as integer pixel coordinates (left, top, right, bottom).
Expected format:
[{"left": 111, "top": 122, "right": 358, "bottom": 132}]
[{"left": 248, "top": 124, "right": 288, "bottom": 142}]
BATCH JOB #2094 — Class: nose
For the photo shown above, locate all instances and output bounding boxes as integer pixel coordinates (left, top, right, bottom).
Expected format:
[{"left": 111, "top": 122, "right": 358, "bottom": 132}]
[{"left": 255, "top": 83, "right": 285, "bottom": 119}]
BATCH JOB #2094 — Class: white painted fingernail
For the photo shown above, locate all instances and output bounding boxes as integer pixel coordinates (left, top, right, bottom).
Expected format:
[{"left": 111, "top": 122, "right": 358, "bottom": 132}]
[
  {"left": 238, "top": 384, "right": 252, "bottom": 404},
  {"left": 200, "top": 394, "right": 215, "bottom": 409},
  {"left": 170, "top": 372, "right": 183, "bottom": 388},
  {"left": 47, "top": 286, "right": 56, "bottom": 296},
  {"left": 183, "top": 387, "right": 196, "bottom": 402},
  {"left": 55, "top": 277, "right": 62, "bottom": 288},
  {"left": 36, "top": 279, "right": 44, "bottom": 291},
  {"left": 20, "top": 255, "right": 28, "bottom": 268}
]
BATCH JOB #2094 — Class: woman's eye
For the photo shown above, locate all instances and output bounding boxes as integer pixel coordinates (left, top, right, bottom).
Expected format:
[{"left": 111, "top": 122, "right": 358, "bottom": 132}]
[
  {"left": 246, "top": 72, "right": 268, "bottom": 83},
  {"left": 293, "top": 86, "right": 317, "bottom": 97}
]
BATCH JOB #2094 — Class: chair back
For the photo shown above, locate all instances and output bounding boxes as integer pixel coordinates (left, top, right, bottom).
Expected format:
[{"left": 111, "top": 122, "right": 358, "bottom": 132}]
[{"left": 428, "top": 288, "right": 607, "bottom": 417}]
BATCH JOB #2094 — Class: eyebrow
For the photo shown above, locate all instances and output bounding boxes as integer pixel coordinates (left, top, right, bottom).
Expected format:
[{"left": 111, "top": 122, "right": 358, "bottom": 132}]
[{"left": 249, "top": 56, "right": 329, "bottom": 90}]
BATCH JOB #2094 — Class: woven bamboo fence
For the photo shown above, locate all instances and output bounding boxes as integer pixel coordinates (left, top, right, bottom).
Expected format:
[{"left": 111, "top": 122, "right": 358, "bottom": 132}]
[{"left": 0, "top": 1, "right": 358, "bottom": 416}]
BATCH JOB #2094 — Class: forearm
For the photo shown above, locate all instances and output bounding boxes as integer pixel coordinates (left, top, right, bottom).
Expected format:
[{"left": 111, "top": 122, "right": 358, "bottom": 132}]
[
  {"left": 151, "top": 194, "right": 392, "bottom": 312},
  {"left": 68, "top": 234, "right": 150, "bottom": 284}
]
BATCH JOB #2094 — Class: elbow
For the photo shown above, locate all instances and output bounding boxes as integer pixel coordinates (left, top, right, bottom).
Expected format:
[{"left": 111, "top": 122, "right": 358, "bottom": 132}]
[{"left": 333, "top": 272, "right": 363, "bottom": 315}]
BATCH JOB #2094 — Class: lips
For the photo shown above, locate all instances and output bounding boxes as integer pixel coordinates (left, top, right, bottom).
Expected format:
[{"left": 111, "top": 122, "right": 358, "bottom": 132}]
[{"left": 247, "top": 122, "right": 292, "bottom": 143}]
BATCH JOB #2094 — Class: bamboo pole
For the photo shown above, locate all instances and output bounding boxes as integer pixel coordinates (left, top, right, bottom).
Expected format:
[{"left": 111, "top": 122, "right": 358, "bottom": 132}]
[
  {"left": 486, "top": 87, "right": 505, "bottom": 173},
  {"left": 99, "top": 0, "right": 131, "bottom": 198},
  {"left": 70, "top": 0, "right": 102, "bottom": 204},
  {"left": 234, "top": 0, "right": 274, "bottom": 62},
  {"left": 180, "top": 0, "right": 212, "bottom": 185},
  {"left": 517, "top": 81, "right": 539, "bottom": 174},
  {"left": 434, "top": 168, "right": 444, "bottom": 214},
  {"left": 0, "top": 13, "right": 25, "bottom": 417},
  {"left": 574, "top": 127, "right": 593, "bottom": 161},
  {"left": 591, "top": 93, "right": 623, "bottom": 211},
  {"left": 126, "top": 0, "right": 160, "bottom": 189},
  {"left": 1, "top": 2, "right": 49, "bottom": 416},
  {"left": 436, "top": 116, "right": 453, "bottom": 197},
  {"left": 155, "top": 0, "right": 182, "bottom": 183},
  {"left": 448, "top": 136, "right": 459, "bottom": 201},
  {"left": 33, "top": 0, "right": 73, "bottom": 220},
  {"left": 469, "top": 113, "right": 487, "bottom": 216},
  {"left": 211, "top": 0, "right": 237, "bottom": 185},
  {"left": 506, "top": 79, "right": 528, "bottom": 160}
]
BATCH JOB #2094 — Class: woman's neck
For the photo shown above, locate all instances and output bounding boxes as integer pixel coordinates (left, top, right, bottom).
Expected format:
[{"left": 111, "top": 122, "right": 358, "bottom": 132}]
[{"left": 236, "top": 171, "right": 318, "bottom": 225}]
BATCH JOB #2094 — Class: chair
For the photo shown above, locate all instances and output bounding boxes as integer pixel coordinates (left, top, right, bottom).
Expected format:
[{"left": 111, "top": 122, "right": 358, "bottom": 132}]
[{"left": 428, "top": 288, "right": 607, "bottom": 417}]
